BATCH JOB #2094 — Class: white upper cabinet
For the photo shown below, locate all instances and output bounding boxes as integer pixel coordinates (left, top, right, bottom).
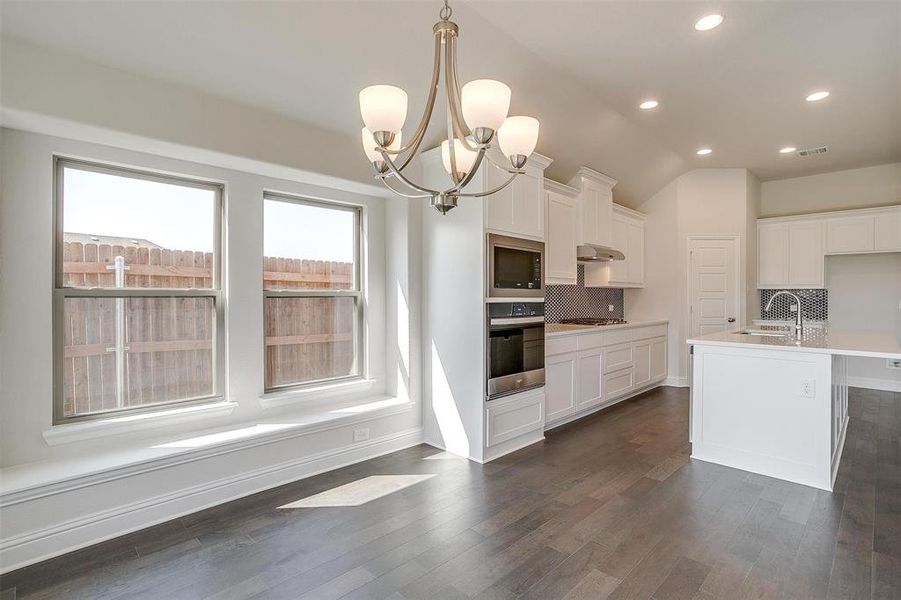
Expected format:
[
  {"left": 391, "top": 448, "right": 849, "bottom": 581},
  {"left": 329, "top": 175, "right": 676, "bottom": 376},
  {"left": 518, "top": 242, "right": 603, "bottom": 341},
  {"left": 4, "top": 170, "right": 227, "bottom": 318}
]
[
  {"left": 569, "top": 167, "right": 616, "bottom": 247},
  {"left": 484, "top": 153, "right": 553, "bottom": 240},
  {"left": 826, "top": 215, "right": 875, "bottom": 254},
  {"left": 757, "top": 220, "right": 824, "bottom": 288},
  {"left": 544, "top": 181, "right": 579, "bottom": 285},
  {"left": 875, "top": 210, "right": 901, "bottom": 251},
  {"left": 757, "top": 206, "right": 900, "bottom": 290},
  {"left": 588, "top": 205, "right": 646, "bottom": 288},
  {"left": 758, "top": 223, "right": 789, "bottom": 287},
  {"left": 788, "top": 221, "right": 825, "bottom": 287}
]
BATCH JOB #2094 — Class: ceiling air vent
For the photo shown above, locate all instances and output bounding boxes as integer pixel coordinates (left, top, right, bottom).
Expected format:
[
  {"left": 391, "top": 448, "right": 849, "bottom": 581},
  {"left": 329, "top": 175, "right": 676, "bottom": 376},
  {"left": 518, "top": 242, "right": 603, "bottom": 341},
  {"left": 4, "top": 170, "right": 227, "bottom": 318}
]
[{"left": 797, "top": 145, "right": 829, "bottom": 157}]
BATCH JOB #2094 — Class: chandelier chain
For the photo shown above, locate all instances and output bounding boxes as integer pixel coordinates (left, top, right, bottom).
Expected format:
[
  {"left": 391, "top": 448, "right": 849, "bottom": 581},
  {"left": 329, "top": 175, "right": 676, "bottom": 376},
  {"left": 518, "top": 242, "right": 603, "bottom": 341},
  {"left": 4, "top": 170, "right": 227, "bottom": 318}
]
[{"left": 439, "top": 0, "right": 452, "bottom": 21}]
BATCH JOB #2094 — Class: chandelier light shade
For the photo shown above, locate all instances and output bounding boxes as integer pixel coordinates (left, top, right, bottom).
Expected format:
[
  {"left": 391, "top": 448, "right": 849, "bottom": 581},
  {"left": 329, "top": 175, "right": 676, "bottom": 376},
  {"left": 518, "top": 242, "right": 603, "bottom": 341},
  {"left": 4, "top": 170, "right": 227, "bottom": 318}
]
[
  {"left": 357, "top": 0, "right": 540, "bottom": 214},
  {"left": 441, "top": 138, "right": 479, "bottom": 177},
  {"left": 498, "top": 116, "right": 540, "bottom": 168},
  {"left": 462, "top": 79, "right": 511, "bottom": 136},
  {"left": 359, "top": 85, "right": 408, "bottom": 137}
]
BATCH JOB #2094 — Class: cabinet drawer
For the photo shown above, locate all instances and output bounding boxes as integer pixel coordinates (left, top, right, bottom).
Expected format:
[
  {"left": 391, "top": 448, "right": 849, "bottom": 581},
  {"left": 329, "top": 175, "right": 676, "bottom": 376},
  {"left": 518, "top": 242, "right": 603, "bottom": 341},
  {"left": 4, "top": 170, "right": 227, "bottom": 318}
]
[
  {"left": 577, "top": 332, "right": 606, "bottom": 350},
  {"left": 603, "top": 343, "right": 633, "bottom": 374},
  {"left": 630, "top": 324, "right": 667, "bottom": 341},
  {"left": 603, "top": 328, "right": 633, "bottom": 346},
  {"left": 604, "top": 368, "right": 634, "bottom": 401},
  {"left": 546, "top": 336, "right": 579, "bottom": 356},
  {"left": 486, "top": 390, "right": 545, "bottom": 448}
]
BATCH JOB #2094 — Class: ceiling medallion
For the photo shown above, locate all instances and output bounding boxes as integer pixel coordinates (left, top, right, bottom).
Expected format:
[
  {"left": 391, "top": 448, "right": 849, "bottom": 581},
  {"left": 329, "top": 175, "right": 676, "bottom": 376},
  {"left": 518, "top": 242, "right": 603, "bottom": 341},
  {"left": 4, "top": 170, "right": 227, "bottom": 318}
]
[{"left": 359, "top": 0, "right": 540, "bottom": 214}]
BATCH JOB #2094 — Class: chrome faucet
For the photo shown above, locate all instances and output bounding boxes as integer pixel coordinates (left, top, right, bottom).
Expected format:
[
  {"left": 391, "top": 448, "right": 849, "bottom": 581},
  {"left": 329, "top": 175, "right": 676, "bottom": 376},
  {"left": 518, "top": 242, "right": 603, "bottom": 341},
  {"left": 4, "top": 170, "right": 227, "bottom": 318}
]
[{"left": 764, "top": 290, "right": 804, "bottom": 338}]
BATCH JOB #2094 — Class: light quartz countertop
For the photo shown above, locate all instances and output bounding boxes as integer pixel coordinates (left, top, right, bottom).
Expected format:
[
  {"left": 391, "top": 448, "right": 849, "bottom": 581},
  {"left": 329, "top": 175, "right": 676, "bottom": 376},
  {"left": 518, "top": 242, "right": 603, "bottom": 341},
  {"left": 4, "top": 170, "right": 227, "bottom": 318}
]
[
  {"left": 546, "top": 319, "right": 668, "bottom": 338},
  {"left": 688, "top": 328, "right": 901, "bottom": 360}
]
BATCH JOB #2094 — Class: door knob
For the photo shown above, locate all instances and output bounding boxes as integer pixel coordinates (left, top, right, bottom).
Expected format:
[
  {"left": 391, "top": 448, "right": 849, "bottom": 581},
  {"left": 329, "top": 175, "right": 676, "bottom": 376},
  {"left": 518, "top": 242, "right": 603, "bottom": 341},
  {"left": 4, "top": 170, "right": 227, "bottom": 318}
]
[{"left": 727, "top": 317, "right": 736, "bottom": 323}]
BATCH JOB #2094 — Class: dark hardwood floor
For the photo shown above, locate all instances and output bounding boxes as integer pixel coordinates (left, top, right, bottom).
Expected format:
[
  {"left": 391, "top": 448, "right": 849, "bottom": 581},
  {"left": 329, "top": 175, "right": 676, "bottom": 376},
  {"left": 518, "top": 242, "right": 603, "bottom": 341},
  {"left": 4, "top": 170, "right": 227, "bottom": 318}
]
[{"left": 2, "top": 386, "right": 900, "bottom": 599}]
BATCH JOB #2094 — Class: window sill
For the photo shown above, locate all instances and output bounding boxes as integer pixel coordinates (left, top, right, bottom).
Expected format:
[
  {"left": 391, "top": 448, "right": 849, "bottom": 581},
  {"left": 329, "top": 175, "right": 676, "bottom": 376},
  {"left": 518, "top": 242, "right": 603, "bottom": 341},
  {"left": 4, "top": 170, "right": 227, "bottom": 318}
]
[
  {"left": 41, "top": 400, "right": 239, "bottom": 447},
  {"left": 258, "top": 377, "right": 377, "bottom": 410}
]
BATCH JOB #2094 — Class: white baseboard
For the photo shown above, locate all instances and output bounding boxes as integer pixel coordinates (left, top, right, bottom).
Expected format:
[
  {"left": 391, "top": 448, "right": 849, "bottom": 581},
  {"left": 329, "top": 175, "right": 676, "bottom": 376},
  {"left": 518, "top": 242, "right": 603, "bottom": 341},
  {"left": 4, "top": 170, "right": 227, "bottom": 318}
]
[
  {"left": 847, "top": 376, "right": 901, "bottom": 393},
  {"left": 664, "top": 375, "right": 689, "bottom": 388},
  {"left": 0, "top": 427, "right": 423, "bottom": 574}
]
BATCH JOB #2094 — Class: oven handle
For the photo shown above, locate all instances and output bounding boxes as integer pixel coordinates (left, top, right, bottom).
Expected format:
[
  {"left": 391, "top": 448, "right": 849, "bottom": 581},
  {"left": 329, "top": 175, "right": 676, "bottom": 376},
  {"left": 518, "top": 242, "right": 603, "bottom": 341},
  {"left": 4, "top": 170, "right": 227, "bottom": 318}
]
[{"left": 489, "top": 317, "right": 545, "bottom": 326}]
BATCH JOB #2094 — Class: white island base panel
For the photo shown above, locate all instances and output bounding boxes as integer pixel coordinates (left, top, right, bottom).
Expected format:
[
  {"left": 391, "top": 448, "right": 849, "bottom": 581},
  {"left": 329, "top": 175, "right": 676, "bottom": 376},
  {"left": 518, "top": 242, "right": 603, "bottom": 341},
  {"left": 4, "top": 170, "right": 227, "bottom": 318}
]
[{"left": 690, "top": 344, "right": 848, "bottom": 491}]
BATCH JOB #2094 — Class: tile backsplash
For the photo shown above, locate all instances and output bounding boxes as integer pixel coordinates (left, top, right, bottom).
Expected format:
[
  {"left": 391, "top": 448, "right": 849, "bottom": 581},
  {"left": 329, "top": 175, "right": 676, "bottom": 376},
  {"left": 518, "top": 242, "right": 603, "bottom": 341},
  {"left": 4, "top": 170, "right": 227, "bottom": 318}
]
[
  {"left": 759, "top": 289, "right": 828, "bottom": 321},
  {"left": 545, "top": 265, "right": 624, "bottom": 322}
]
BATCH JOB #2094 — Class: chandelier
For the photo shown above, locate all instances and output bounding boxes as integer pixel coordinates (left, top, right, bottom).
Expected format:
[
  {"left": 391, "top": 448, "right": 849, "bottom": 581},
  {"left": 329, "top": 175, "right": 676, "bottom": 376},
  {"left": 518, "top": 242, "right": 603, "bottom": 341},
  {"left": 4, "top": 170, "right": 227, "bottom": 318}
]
[{"left": 359, "top": 0, "right": 540, "bottom": 214}]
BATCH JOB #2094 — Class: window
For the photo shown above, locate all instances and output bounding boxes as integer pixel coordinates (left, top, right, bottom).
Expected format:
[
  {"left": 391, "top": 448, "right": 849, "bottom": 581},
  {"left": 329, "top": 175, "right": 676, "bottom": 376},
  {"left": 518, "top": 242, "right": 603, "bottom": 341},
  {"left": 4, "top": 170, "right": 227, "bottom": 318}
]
[
  {"left": 54, "top": 159, "right": 223, "bottom": 423},
  {"left": 263, "top": 193, "right": 362, "bottom": 391}
]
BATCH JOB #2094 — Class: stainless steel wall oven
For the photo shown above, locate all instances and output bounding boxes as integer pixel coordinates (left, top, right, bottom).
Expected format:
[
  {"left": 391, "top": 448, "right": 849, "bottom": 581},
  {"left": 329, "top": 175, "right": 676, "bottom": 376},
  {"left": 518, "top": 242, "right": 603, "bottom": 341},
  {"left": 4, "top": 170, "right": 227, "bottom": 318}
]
[{"left": 486, "top": 302, "right": 545, "bottom": 400}]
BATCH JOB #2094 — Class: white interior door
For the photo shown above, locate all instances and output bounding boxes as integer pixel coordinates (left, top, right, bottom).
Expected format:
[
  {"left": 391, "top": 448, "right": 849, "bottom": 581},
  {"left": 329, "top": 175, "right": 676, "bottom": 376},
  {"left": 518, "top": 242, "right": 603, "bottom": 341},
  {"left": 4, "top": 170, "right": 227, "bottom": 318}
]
[{"left": 689, "top": 237, "right": 739, "bottom": 337}]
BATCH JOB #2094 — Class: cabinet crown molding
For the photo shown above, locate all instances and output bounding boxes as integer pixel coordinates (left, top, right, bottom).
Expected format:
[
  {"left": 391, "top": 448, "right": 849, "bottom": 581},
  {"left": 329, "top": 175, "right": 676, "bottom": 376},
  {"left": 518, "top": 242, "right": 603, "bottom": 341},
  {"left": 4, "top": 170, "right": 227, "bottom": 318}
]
[
  {"left": 544, "top": 179, "right": 579, "bottom": 197},
  {"left": 758, "top": 203, "right": 901, "bottom": 224},
  {"left": 613, "top": 203, "right": 647, "bottom": 220},
  {"left": 568, "top": 167, "right": 617, "bottom": 189}
]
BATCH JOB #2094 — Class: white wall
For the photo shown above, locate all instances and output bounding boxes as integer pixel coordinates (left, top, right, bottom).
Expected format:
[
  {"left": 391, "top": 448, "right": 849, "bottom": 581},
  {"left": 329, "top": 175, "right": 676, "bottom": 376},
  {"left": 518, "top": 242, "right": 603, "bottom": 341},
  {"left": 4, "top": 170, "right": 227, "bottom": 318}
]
[
  {"left": 826, "top": 253, "right": 901, "bottom": 390},
  {"left": 628, "top": 168, "right": 756, "bottom": 383},
  {"left": 761, "top": 162, "right": 901, "bottom": 217},
  {"left": 0, "top": 128, "right": 422, "bottom": 571}
]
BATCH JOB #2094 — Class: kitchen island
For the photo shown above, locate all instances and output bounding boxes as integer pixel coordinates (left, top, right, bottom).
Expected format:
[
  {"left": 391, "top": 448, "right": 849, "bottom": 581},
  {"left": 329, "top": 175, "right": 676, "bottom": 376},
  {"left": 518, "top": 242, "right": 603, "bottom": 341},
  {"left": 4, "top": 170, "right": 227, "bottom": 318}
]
[{"left": 687, "top": 328, "right": 901, "bottom": 490}]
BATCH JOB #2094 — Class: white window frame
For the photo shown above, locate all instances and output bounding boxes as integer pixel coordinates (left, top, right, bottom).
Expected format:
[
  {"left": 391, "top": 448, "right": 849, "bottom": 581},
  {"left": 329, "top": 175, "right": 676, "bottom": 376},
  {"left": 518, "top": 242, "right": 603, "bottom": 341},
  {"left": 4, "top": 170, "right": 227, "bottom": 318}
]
[
  {"left": 52, "top": 157, "right": 225, "bottom": 424},
  {"left": 262, "top": 192, "right": 365, "bottom": 393}
]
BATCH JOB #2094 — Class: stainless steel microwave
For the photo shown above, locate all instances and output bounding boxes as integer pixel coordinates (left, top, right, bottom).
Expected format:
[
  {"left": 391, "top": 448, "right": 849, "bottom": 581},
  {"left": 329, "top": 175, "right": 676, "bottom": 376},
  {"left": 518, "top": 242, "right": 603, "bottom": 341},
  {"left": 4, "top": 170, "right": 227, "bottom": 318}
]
[{"left": 487, "top": 234, "right": 544, "bottom": 298}]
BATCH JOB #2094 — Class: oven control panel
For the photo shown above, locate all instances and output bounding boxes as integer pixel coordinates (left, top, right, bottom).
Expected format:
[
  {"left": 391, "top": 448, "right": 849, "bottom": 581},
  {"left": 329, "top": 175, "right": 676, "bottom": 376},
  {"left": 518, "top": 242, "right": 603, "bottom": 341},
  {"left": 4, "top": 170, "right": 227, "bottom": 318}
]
[{"left": 488, "top": 302, "right": 545, "bottom": 319}]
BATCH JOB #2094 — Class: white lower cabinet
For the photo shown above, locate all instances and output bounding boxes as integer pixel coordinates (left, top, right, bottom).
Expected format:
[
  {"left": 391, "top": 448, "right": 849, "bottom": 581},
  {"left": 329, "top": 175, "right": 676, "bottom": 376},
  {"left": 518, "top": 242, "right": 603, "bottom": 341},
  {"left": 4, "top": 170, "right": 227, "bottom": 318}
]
[
  {"left": 577, "top": 348, "right": 604, "bottom": 410},
  {"left": 485, "top": 388, "right": 545, "bottom": 448},
  {"left": 633, "top": 340, "right": 651, "bottom": 387},
  {"left": 545, "top": 352, "right": 577, "bottom": 422},
  {"left": 544, "top": 325, "right": 668, "bottom": 428}
]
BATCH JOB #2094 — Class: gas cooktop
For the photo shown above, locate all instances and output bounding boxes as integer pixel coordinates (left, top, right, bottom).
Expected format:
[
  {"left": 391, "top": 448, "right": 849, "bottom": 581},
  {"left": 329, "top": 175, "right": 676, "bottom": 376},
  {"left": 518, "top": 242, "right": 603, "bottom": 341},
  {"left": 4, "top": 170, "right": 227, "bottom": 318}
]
[{"left": 557, "top": 318, "right": 628, "bottom": 326}]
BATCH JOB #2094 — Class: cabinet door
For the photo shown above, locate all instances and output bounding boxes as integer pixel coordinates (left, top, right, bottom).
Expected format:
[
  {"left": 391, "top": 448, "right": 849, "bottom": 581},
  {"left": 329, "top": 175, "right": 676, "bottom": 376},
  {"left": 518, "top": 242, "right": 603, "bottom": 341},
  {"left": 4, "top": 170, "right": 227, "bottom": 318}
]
[
  {"left": 826, "top": 216, "right": 875, "bottom": 253},
  {"left": 875, "top": 210, "right": 901, "bottom": 251},
  {"left": 650, "top": 337, "right": 667, "bottom": 381},
  {"left": 788, "top": 221, "right": 824, "bottom": 287},
  {"left": 512, "top": 171, "right": 544, "bottom": 239},
  {"left": 545, "top": 191, "right": 578, "bottom": 284},
  {"left": 545, "top": 352, "right": 577, "bottom": 423},
  {"left": 577, "top": 349, "right": 603, "bottom": 409},
  {"left": 608, "top": 214, "right": 629, "bottom": 283},
  {"left": 627, "top": 221, "right": 645, "bottom": 285},
  {"left": 758, "top": 222, "right": 789, "bottom": 287},
  {"left": 633, "top": 340, "right": 651, "bottom": 387}
]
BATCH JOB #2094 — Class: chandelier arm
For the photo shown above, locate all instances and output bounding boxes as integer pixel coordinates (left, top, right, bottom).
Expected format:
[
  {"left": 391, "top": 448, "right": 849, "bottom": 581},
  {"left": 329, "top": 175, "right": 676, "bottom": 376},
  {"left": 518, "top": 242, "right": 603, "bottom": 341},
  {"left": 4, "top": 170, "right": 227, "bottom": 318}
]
[
  {"left": 379, "top": 177, "right": 434, "bottom": 199},
  {"left": 445, "top": 102, "right": 464, "bottom": 185},
  {"left": 443, "top": 146, "right": 486, "bottom": 194},
  {"left": 456, "top": 172, "right": 519, "bottom": 198},
  {"left": 445, "top": 34, "right": 479, "bottom": 153},
  {"left": 383, "top": 32, "right": 442, "bottom": 171},
  {"left": 378, "top": 149, "right": 441, "bottom": 195}
]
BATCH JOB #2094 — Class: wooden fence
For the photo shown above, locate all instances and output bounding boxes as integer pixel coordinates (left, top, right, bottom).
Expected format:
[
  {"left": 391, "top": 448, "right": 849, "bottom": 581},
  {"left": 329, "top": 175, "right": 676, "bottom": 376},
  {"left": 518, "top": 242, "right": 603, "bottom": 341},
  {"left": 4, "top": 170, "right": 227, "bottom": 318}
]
[{"left": 62, "top": 241, "right": 354, "bottom": 417}]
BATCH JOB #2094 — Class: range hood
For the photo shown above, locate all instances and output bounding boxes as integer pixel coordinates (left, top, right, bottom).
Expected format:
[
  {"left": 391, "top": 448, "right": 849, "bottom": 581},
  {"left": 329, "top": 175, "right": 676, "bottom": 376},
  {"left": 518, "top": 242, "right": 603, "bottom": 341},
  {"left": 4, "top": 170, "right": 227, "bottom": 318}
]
[{"left": 577, "top": 244, "right": 625, "bottom": 262}]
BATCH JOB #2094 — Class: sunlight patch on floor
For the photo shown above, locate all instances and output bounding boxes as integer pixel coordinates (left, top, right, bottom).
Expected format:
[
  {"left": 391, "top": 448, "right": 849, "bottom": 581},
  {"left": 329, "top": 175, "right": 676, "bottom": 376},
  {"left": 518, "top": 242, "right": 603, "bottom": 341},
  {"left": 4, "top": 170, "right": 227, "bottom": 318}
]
[{"left": 277, "top": 474, "right": 435, "bottom": 508}]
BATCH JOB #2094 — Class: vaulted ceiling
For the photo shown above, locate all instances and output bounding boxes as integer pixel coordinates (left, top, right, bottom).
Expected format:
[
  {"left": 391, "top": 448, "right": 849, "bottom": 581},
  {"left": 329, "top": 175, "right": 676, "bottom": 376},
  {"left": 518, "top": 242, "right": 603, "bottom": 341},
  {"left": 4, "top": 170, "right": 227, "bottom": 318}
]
[{"left": 2, "top": 1, "right": 899, "bottom": 206}]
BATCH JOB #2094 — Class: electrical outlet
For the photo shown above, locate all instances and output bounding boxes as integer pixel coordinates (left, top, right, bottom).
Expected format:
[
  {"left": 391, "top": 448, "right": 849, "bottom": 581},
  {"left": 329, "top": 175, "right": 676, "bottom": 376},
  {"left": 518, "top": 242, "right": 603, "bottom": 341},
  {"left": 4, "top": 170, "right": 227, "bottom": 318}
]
[
  {"left": 789, "top": 305, "right": 798, "bottom": 313},
  {"left": 888, "top": 358, "right": 901, "bottom": 370},
  {"left": 353, "top": 428, "right": 370, "bottom": 442},
  {"left": 608, "top": 305, "right": 614, "bottom": 312},
  {"left": 800, "top": 379, "right": 815, "bottom": 398}
]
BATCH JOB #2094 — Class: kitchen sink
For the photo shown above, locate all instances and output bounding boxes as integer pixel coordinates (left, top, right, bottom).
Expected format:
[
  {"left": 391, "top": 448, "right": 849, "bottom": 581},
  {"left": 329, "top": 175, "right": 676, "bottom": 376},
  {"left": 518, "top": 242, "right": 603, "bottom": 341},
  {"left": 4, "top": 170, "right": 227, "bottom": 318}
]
[{"left": 736, "top": 329, "right": 791, "bottom": 337}]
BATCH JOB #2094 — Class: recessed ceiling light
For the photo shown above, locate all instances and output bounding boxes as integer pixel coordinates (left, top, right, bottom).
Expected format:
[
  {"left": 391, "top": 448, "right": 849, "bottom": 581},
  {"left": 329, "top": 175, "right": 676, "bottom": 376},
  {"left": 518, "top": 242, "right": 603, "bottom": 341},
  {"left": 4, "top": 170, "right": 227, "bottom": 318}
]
[
  {"left": 694, "top": 14, "right": 724, "bottom": 31},
  {"left": 696, "top": 148, "right": 713, "bottom": 156},
  {"left": 806, "top": 91, "right": 830, "bottom": 102},
  {"left": 779, "top": 147, "right": 797, "bottom": 154},
  {"left": 639, "top": 100, "right": 659, "bottom": 110}
]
